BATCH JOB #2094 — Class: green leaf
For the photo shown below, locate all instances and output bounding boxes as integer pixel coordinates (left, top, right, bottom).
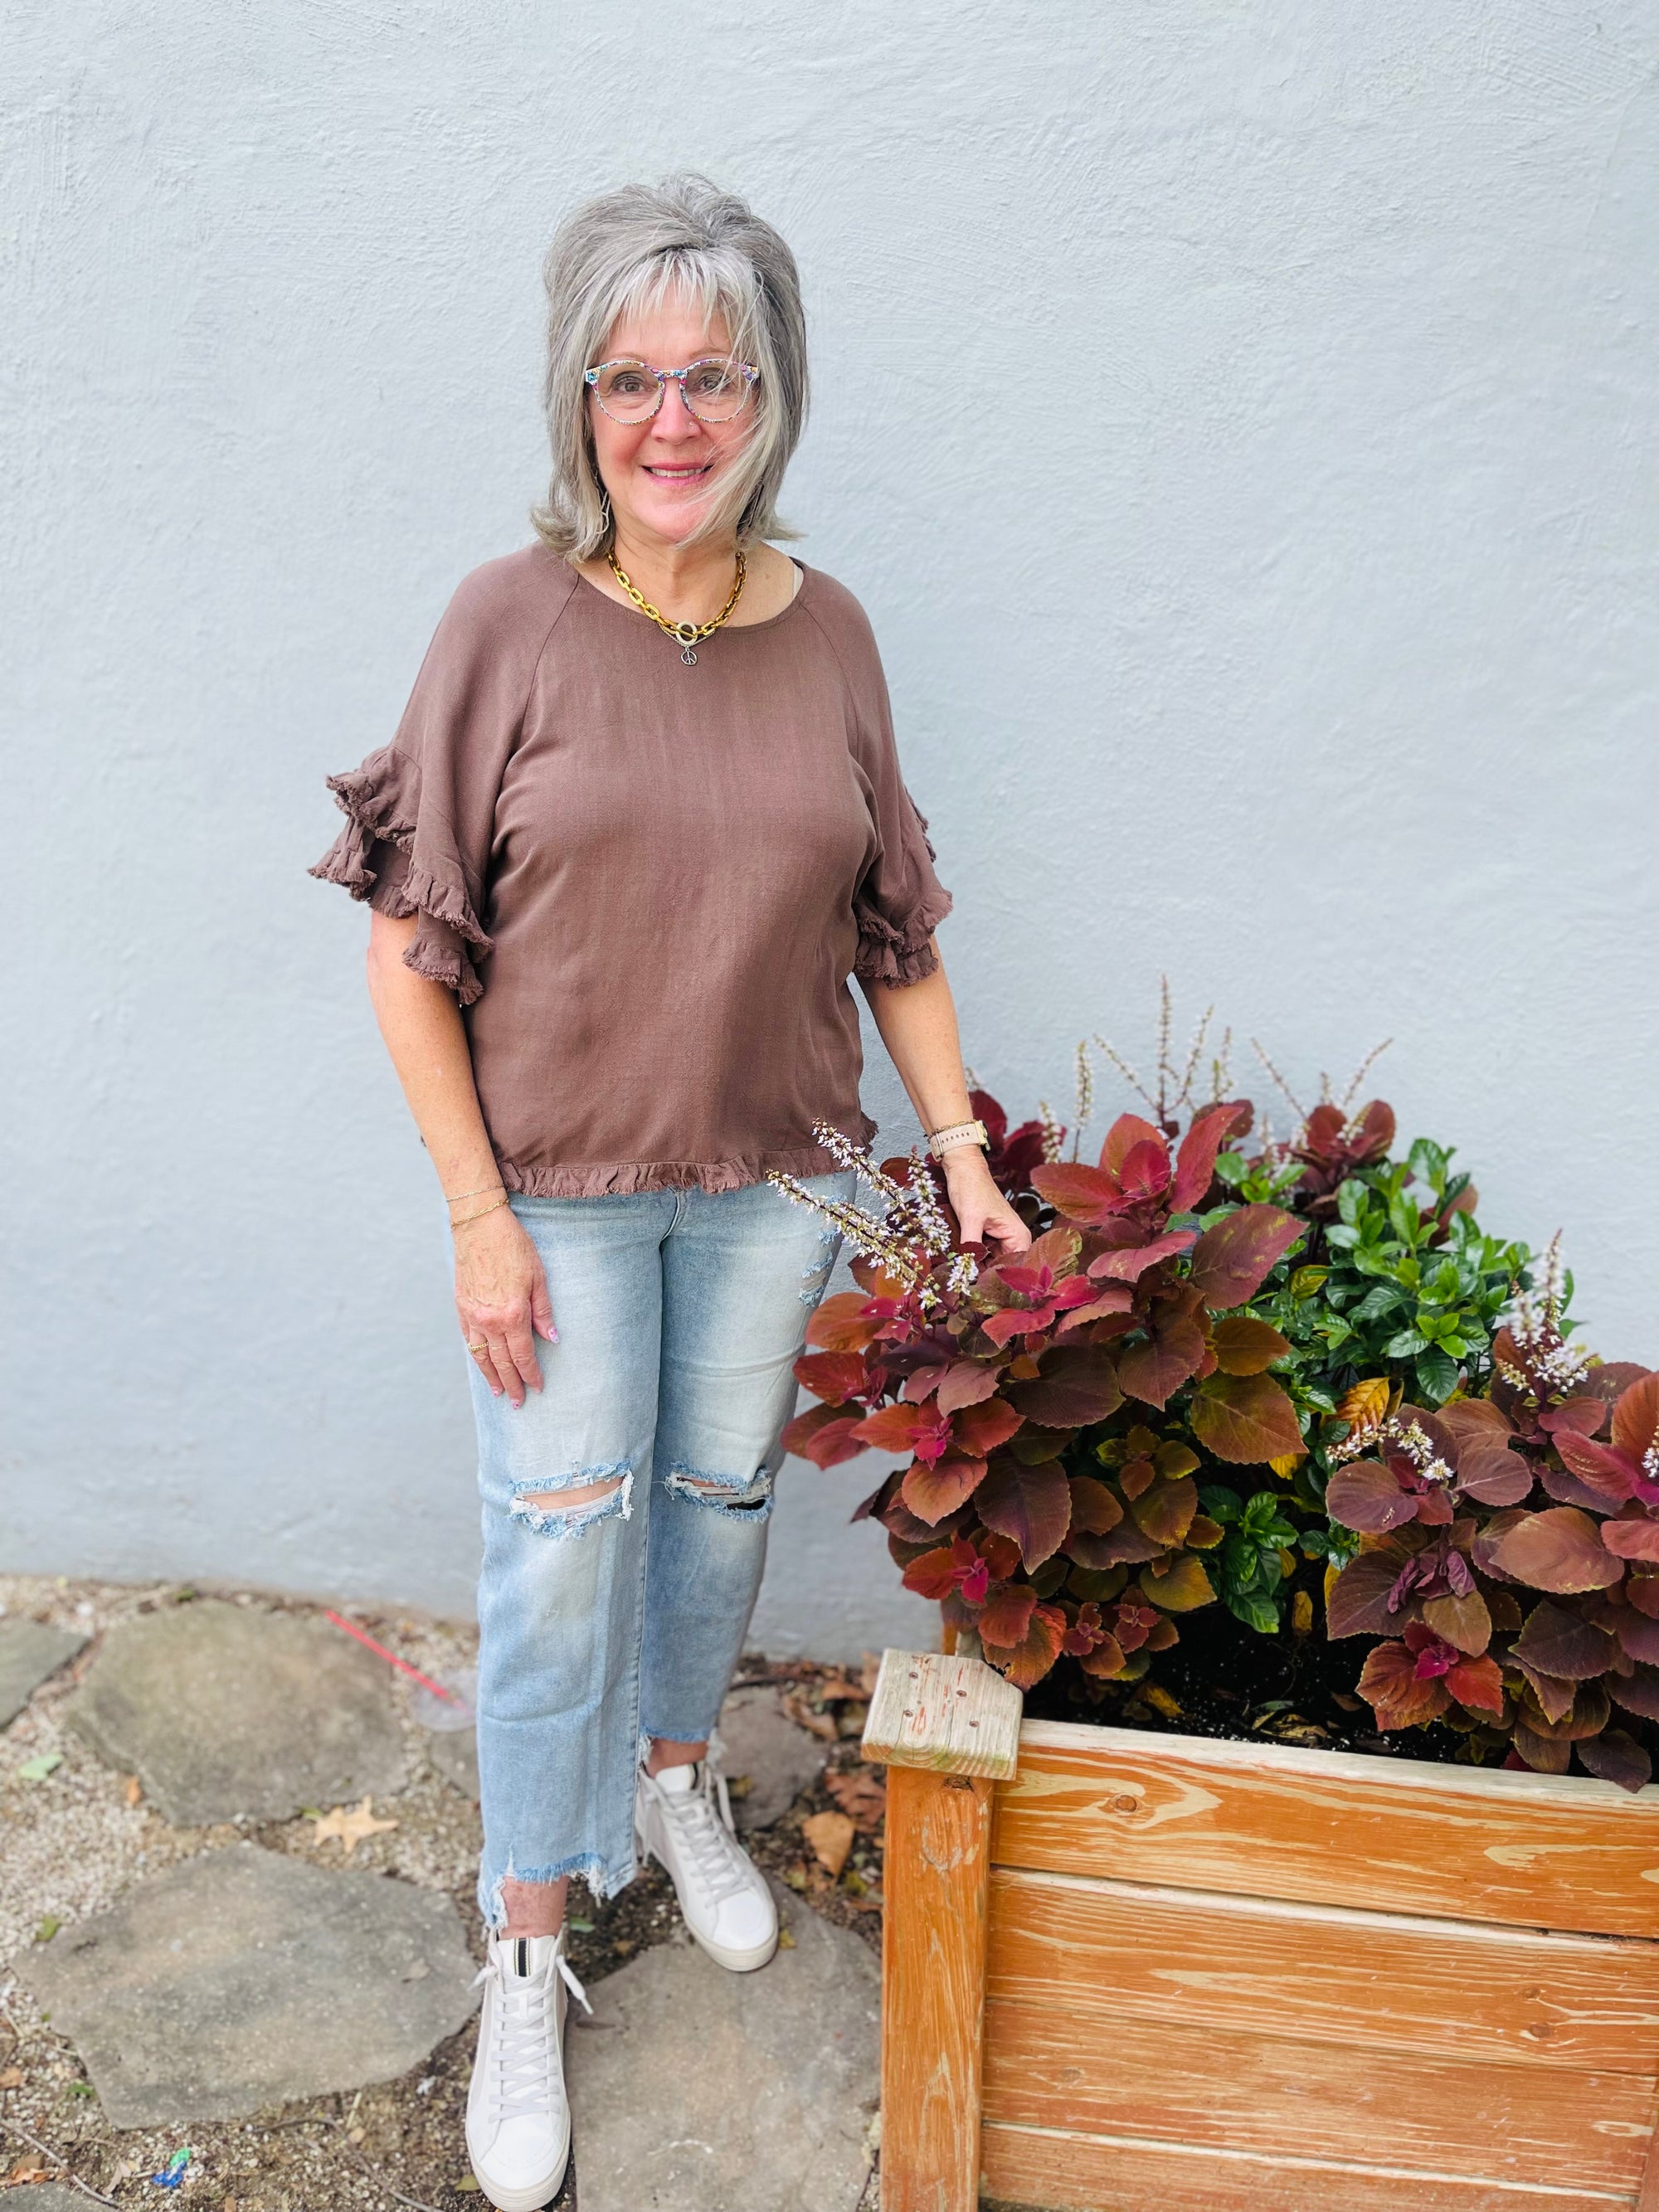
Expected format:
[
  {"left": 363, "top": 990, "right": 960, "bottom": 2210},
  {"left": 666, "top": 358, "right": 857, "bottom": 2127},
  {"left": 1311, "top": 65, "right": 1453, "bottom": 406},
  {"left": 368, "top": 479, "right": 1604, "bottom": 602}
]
[
  {"left": 1197, "top": 1485, "right": 1242, "bottom": 1524},
  {"left": 1325, "top": 1224, "right": 1361, "bottom": 1251},
  {"left": 1415, "top": 1346, "right": 1459, "bottom": 1403},
  {"left": 1214, "top": 1152, "right": 1248, "bottom": 1189},
  {"left": 17, "top": 1753, "right": 63, "bottom": 1782},
  {"left": 1408, "top": 1138, "right": 1447, "bottom": 1192},
  {"left": 1383, "top": 1330, "right": 1428, "bottom": 1359},
  {"left": 35, "top": 1914, "right": 62, "bottom": 1942},
  {"left": 1228, "top": 1591, "right": 1282, "bottom": 1634}
]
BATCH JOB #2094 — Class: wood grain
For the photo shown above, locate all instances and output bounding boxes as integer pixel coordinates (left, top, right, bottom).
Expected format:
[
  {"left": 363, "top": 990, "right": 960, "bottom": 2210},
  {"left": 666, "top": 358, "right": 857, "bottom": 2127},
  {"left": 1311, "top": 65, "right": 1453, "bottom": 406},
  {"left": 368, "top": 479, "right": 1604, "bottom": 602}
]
[
  {"left": 981, "top": 2002, "right": 1657, "bottom": 2195},
  {"left": 980, "top": 2121, "right": 1637, "bottom": 2211},
  {"left": 995, "top": 1719, "right": 1659, "bottom": 1936},
  {"left": 986, "top": 1863, "right": 1659, "bottom": 2073},
  {"left": 862, "top": 1646, "right": 1022, "bottom": 1780},
  {"left": 878, "top": 1763, "right": 994, "bottom": 2212}
]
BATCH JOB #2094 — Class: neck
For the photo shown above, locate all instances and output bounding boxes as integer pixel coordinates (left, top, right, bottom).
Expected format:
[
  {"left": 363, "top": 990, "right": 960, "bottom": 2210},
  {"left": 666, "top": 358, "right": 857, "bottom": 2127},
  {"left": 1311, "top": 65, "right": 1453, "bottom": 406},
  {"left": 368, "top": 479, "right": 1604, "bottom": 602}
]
[{"left": 609, "top": 527, "right": 741, "bottom": 621}]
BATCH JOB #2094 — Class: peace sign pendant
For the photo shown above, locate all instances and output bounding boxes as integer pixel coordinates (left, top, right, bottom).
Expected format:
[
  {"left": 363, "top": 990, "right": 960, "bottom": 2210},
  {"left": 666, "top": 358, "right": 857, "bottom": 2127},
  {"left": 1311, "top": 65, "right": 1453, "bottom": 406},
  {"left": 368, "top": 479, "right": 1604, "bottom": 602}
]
[{"left": 680, "top": 643, "right": 698, "bottom": 666}]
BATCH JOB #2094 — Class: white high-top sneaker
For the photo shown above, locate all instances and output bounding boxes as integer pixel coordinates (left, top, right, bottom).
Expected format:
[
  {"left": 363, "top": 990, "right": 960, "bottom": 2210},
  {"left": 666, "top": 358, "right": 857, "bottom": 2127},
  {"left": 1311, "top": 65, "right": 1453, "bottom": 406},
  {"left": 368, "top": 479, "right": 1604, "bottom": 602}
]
[
  {"left": 466, "top": 1928, "right": 590, "bottom": 2212},
  {"left": 635, "top": 1757, "right": 778, "bottom": 1972}
]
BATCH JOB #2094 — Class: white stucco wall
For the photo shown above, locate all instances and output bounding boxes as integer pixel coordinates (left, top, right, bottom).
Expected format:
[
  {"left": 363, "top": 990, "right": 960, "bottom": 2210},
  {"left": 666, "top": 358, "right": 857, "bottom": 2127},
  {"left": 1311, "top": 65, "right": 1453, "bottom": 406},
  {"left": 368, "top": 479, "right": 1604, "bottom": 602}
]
[{"left": 5, "top": 3, "right": 1656, "bottom": 1657}]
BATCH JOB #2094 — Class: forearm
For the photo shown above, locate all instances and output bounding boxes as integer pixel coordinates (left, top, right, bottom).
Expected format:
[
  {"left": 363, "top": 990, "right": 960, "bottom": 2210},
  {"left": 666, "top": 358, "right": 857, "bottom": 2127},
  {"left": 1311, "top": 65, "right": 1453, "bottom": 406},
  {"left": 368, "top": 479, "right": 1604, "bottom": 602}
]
[
  {"left": 857, "top": 945, "right": 974, "bottom": 1139},
  {"left": 366, "top": 911, "right": 500, "bottom": 1203}
]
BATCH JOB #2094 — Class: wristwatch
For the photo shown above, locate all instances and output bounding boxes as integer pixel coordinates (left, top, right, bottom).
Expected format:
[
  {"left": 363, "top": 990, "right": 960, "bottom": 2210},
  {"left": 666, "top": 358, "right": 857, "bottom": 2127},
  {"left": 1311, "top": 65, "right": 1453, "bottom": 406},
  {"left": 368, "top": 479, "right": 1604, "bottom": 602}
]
[{"left": 926, "top": 1118, "right": 990, "bottom": 1159}]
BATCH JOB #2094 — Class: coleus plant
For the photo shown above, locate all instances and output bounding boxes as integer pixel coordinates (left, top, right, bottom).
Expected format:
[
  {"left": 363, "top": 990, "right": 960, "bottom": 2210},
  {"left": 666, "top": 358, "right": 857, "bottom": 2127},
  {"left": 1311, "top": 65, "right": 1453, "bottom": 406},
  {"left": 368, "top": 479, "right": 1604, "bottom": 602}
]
[
  {"left": 1324, "top": 1246, "right": 1659, "bottom": 1789},
  {"left": 772, "top": 1109, "right": 1309, "bottom": 1691}
]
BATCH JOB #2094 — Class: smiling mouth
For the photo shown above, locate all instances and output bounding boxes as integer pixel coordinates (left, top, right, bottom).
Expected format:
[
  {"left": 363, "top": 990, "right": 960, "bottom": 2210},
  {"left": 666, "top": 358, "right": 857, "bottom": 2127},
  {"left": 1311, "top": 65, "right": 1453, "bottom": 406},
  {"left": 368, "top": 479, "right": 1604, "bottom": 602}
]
[{"left": 643, "top": 463, "right": 713, "bottom": 480}]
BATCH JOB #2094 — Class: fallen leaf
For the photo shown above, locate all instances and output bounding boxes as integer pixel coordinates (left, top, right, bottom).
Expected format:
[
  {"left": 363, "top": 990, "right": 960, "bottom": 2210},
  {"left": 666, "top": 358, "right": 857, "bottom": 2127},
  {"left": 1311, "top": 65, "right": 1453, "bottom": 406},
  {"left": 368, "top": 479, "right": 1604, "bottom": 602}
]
[
  {"left": 35, "top": 1917, "right": 61, "bottom": 1943},
  {"left": 310, "top": 1797, "right": 399, "bottom": 1854},
  {"left": 801, "top": 1809, "right": 856, "bottom": 1878},
  {"left": 815, "top": 1676, "right": 868, "bottom": 1704},
  {"left": 776, "top": 1927, "right": 797, "bottom": 1949},
  {"left": 781, "top": 1692, "right": 840, "bottom": 1743},
  {"left": 782, "top": 1864, "right": 809, "bottom": 1892},
  {"left": 6, "top": 2157, "right": 53, "bottom": 2185},
  {"left": 0, "top": 2065, "right": 25, "bottom": 2088},
  {"left": 1142, "top": 1685, "right": 1182, "bottom": 1721},
  {"left": 124, "top": 1775, "right": 144, "bottom": 1807},
  {"left": 17, "top": 1753, "right": 63, "bottom": 1783},
  {"left": 824, "top": 1767, "right": 887, "bottom": 1833},
  {"left": 455, "top": 2179, "right": 481, "bottom": 2193},
  {"left": 1292, "top": 1590, "right": 1314, "bottom": 1635}
]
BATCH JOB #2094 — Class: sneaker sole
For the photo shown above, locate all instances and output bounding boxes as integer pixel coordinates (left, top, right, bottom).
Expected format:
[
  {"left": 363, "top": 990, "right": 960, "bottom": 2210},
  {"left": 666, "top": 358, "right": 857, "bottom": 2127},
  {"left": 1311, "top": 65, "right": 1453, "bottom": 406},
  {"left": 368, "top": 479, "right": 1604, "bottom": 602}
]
[
  {"left": 465, "top": 2151, "right": 571, "bottom": 2212},
  {"left": 639, "top": 1829, "right": 779, "bottom": 1973}
]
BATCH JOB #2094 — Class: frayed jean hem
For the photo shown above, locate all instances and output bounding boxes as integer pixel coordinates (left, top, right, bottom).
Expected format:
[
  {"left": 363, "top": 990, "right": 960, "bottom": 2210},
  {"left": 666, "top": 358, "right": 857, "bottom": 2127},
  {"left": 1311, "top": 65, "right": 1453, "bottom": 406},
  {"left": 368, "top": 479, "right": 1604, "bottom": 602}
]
[{"left": 479, "top": 1849, "right": 638, "bottom": 1928}]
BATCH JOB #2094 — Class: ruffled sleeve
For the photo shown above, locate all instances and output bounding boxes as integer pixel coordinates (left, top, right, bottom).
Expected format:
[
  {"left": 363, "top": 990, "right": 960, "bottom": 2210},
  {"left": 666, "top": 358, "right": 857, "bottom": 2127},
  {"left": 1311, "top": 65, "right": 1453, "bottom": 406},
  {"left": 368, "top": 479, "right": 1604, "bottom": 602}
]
[
  {"left": 310, "top": 571, "right": 525, "bottom": 1007},
  {"left": 845, "top": 628, "right": 953, "bottom": 986}
]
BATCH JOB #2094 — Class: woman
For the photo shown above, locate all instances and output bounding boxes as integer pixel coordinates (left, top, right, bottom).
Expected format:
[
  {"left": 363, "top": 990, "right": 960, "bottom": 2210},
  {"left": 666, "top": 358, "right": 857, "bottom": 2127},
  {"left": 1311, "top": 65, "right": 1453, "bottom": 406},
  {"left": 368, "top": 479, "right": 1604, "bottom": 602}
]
[{"left": 312, "top": 173, "right": 1029, "bottom": 2211}]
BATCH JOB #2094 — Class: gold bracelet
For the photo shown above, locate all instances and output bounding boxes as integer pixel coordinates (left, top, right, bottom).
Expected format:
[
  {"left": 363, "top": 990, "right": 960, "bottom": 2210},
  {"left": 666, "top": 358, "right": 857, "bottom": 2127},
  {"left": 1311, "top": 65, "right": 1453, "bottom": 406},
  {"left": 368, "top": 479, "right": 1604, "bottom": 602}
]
[
  {"left": 445, "top": 1181, "right": 504, "bottom": 1208},
  {"left": 451, "top": 1195, "right": 510, "bottom": 1229}
]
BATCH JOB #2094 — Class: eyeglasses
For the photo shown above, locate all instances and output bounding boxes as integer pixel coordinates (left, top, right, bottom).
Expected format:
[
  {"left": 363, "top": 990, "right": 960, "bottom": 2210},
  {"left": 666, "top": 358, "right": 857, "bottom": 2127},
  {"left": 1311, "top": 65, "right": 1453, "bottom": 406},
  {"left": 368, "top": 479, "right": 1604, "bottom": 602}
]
[{"left": 584, "top": 355, "right": 759, "bottom": 425}]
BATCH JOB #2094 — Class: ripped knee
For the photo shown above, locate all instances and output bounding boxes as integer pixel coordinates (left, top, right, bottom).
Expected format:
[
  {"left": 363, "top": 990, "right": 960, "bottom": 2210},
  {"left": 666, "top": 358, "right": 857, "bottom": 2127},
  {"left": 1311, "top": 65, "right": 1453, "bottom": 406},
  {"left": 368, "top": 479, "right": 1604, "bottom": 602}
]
[
  {"left": 664, "top": 1459, "right": 775, "bottom": 1519},
  {"left": 510, "top": 1461, "right": 634, "bottom": 1538}
]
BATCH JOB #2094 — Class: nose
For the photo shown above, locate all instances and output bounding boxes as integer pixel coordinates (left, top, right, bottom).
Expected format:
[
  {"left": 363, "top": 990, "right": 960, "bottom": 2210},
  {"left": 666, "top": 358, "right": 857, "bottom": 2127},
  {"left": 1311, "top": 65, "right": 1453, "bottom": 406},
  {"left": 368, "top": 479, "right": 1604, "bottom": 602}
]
[{"left": 649, "top": 378, "right": 703, "bottom": 441}]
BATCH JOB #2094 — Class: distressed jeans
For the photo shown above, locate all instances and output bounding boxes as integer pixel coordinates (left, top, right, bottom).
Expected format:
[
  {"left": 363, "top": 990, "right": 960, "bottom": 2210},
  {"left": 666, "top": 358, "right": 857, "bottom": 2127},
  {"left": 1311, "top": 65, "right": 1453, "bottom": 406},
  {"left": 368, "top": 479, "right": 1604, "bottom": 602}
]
[{"left": 469, "top": 1170, "right": 853, "bottom": 1923}]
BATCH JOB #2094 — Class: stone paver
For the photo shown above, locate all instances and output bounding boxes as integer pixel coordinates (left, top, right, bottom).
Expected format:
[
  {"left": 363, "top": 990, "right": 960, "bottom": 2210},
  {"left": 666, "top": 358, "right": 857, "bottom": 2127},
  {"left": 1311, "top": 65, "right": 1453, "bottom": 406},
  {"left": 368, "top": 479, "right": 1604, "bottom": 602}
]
[
  {"left": 0, "top": 1618, "right": 86, "bottom": 1727},
  {"left": 718, "top": 1685, "right": 828, "bottom": 1830},
  {"left": 16, "top": 1843, "right": 479, "bottom": 2127},
  {"left": 1, "top": 2189, "right": 88, "bottom": 2210},
  {"left": 424, "top": 1722, "right": 479, "bottom": 1800},
  {"left": 566, "top": 1879, "right": 879, "bottom": 2212},
  {"left": 65, "top": 1600, "right": 406, "bottom": 1823}
]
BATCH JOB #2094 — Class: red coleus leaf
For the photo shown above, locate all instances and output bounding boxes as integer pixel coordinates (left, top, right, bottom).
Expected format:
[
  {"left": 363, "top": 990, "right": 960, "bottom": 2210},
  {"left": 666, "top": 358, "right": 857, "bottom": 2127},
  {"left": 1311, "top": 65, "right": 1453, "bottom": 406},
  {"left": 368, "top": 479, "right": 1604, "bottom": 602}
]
[
  {"left": 805, "top": 1291, "right": 881, "bottom": 1352},
  {"left": 1492, "top": 1507, "right": 1623, "bottom": 1592},
  {"left": 792, "top": 1350, "right": 871, "bottom": 1404},
  {"left": 990, "top": 1602, "right": 1069, "bottom": 1692},
  {"left": 781, "top": 1403, "right": 867, "bottom": 1468},
  {"left": 1169, "top": 1110, "right": 1232, "bottom": 1214},
  {"left": 1056, "top": 1285, "right": 1137, "bottom": 1333},
  {"left": 1512, "top": 1600, "right": 1618, "bottom": 1681},
  {"left": 1209, "top": 1316, "right": 1291, "bottom": 1376},
  {"left": 1326, "top": 1547, "right": 1412, "bottom": 1638},
  {"left": 1005, "top": 1344, "right": 1123, "bottom": 1427},
  {"left": 1189, "top": 1372, "right": 1305, "bottom": 1464},
  {"left": 976, "top": 1583, "right": 1039, "bottom": 1650},
  {"left": 936, "top": 1360, "right": 1000, "bottom": 1415},
  {"left": 1087, "top": 1230, "right": 1197, "bottom": 1283},
  {"left": 1539, "top": 1395, "right": 1610, "bottom": 1438},
  {"left": 1612, "top": 1373, "right": 1659, "bottom": 1460},
  {"left": 1102, "top": 1113, "right": 1165, "bottom": 1173},
  {"left": 1029, "top": 1162, "right": 1129, "bottom": 1230},
  {"left": 1600, "top": 1516, "right": 1659, "bottom": 1563},
  {"left": 1553, "top": 1430, "right": 1640, "bottom": 1504},
  {"left": 973, "top": 1456, "right": 1073, "bottom": 1570},
  {"left": 1616, "top": 1608, "right": 1659, "bottom": 1665},
  {"left": 1445, "top": 1651, "right": 1506, "bottom": 1717},
  {"left": 951, "top": 1397, "right": 1025, "bottom": 1458},
  {"left": 900, "top": 1542, "right": 965, "bottom": 1601},
  {"left": 1118, "top": 1139, "right": 1173, "bottom": 1202},
  {"left": 1186, "top": 1205, "right": 1303, "bottom": 1309},
  {"left": 1358, "top": 1640, "right": 1451, "bottom": 1728},
  {"left": 1420, "top": 1587, "right": 1492, "bottom": 1655},
  {"left": 900, "top": 1453, "right": 989, "bottom": 1526},
  {"left": 1455, "top": 1443, "right": 1534, "bottom": 1507},
  {"left": 1117, "top": 1315, "right": 1208, "bottom": 1410},
  {"left": 1326, "top": 1459, "right": 1418, "bottom": 1534},
  {"left": 1578, "top": 1728, "right": 1653, "bottom": 1792},
  {"left": 1609, "top": 1666, "right": 1659, "bottom": 1723},
  {"left": 853, "top": 1402, "right": 951, "bottom": 1461}
]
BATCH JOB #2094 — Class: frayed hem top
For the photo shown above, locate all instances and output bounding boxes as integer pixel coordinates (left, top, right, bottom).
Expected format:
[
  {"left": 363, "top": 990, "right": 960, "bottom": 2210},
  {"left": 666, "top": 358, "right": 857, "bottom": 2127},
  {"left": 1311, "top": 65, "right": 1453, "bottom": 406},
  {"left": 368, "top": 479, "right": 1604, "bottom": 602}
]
[{"left": 311, "top": 549, "right": 951, "bottom": 1194}]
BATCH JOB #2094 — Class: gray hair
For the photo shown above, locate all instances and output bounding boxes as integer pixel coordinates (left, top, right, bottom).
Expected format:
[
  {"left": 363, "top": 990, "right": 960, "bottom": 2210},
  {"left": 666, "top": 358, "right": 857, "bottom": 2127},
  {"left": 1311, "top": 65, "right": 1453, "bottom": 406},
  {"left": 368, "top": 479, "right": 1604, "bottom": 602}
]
[{"left": 530, "top": 174, "right": 808, "bottom": 560}]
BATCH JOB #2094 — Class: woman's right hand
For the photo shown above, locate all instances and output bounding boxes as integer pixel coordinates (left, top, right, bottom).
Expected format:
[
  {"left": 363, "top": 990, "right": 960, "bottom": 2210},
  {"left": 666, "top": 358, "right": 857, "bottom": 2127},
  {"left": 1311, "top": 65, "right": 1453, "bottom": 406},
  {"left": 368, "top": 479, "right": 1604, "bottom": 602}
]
[{"left": 455, "top": 1206, "right": 557, "bottom": 1405}]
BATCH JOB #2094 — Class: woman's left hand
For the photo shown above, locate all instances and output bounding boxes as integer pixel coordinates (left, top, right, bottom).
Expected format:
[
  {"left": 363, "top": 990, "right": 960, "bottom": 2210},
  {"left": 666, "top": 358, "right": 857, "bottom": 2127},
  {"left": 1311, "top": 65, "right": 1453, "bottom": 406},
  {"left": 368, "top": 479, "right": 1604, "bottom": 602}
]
[{"left": 941, "top": 1147, "right": 1032, "bottom": 1257}]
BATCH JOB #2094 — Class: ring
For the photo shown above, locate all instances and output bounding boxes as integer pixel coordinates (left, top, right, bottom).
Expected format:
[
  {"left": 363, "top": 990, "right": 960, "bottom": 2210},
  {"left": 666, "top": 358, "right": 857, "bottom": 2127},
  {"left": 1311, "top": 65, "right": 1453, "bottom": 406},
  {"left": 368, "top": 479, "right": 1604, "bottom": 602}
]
[{"left": 468, "top": 1341, "right": 489, "bottom": 1357}]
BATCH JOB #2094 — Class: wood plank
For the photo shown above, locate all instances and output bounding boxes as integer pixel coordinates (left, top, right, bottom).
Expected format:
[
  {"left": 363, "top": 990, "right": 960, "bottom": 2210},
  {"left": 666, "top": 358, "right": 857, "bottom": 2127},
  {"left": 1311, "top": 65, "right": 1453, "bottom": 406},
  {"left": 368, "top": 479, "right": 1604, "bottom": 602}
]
[
  {"left": 864, "top": 1647, "right": 1023, "bottom": 1780},
  {"left": 879, "top": 1763, "right": 994, "bottom": 2212},
  {"left": 986, "top": 1864, "right": 1659, "bottom": 2073},
  {"left": 980, "top": 2120, "right": 1637, "bottom": 2211},
  {"left": 995, "top": 1719, "right": 1659, "bottom": 1937},
  {"left": 980, "top": 2001, "right": 1656, "bottom": 2197}
]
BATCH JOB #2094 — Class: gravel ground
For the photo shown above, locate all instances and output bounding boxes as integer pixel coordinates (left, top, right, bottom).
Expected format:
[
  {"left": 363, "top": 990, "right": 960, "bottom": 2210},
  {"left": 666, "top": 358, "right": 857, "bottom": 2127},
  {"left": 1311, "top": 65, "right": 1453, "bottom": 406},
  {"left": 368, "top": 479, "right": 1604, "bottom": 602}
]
[{"left": 0, "top": 1574, "right": 888, "bottom": 2210}]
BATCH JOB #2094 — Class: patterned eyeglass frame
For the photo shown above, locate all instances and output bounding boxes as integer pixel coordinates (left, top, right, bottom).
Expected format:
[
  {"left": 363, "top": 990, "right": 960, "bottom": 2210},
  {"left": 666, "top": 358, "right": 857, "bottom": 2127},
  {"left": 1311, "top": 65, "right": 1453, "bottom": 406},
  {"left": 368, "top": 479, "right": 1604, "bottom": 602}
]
[{"left": 583, "top": 356, "right": 760, "bottom": 424}]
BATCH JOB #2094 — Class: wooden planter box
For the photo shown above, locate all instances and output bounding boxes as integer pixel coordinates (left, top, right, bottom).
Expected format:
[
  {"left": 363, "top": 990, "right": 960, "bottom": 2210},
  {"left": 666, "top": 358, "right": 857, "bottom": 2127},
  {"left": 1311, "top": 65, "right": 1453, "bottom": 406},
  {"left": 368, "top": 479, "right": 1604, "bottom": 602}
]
[{"left": 863, "top": 1649, "right": 1659, "bottom": 2212}]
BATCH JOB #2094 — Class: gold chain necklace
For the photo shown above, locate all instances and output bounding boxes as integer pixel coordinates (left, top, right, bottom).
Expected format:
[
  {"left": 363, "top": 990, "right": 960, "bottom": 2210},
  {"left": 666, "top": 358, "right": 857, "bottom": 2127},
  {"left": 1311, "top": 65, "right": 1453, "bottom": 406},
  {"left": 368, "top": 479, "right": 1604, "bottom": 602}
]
[{"left": 606, "top": 547, "right": 746, "bottom": 665}]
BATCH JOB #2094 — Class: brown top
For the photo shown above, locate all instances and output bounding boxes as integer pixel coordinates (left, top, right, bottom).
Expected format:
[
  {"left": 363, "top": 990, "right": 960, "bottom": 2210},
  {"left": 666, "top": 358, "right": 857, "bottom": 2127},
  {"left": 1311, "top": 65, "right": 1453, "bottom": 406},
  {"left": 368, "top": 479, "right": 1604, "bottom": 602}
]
[{"left": 311, "top": 545, "right": 952, "bottom": 1196}]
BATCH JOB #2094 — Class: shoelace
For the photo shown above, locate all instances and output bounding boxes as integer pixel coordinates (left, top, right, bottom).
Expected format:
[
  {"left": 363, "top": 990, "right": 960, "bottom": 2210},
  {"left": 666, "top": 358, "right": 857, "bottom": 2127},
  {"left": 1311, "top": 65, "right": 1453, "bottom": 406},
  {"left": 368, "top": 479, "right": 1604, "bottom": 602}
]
[
  {"left": 473, "top": 1943, "right": 591, "bottom": 2124},
  {"left": 655, "top": 1764, "right": 751, "bottom": 1908}
]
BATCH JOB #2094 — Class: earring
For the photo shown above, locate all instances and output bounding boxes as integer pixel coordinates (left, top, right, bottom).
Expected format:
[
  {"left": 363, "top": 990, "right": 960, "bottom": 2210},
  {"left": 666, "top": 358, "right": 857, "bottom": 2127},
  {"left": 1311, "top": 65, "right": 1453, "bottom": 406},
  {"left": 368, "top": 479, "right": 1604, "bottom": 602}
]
[{"left": 597, "top": 489, "right": 611, "bottom": 533}]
